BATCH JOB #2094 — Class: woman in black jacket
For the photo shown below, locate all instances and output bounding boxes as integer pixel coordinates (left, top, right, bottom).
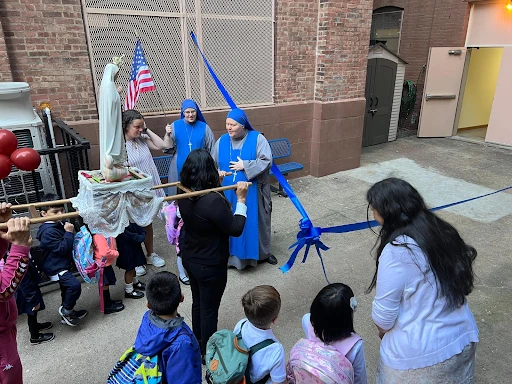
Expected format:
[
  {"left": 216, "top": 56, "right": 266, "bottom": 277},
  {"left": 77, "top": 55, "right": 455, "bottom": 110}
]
[{"left": 178, "top": 149, "right": 248, "bottom": 358}]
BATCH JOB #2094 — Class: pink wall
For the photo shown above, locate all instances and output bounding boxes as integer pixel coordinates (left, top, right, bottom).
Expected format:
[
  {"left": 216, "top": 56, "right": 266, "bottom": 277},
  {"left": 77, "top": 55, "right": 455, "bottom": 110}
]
[
  {"left": 466, "top": 2, "right": 512, "bottom": 47},
  {"left": 486, "top": 47, "right": 512, "bottom": 146}
]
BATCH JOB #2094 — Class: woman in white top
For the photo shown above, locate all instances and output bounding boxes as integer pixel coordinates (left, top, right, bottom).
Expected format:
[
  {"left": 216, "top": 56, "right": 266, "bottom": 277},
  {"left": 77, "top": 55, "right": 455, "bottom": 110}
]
[
  {"left": 367, "top": 178, "right": 479, "bottom": 383},
  {"left": 122, "top": 110, "right": 167, "bottom": 273}
]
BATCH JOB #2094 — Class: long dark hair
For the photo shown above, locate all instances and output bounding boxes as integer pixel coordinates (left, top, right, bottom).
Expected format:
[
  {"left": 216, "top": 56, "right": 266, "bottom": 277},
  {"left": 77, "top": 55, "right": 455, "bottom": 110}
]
[
  {"left": 310, "top": 283, "right": 355, "bottom": 343},
  {"left": 366, "top": 178, "right": 477, "bottom": 308},
  {"left": 122, "top": 109, "right": 144, "bottom": 134},
  {"left": 180, "top": 149, "right": 221, "bottom": 192}
]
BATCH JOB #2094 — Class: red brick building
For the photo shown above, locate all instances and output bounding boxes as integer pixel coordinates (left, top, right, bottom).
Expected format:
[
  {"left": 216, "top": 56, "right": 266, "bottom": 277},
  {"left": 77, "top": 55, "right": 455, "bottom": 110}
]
[{"left": 0, "top": 0, "right": 373, "bottom": 178}]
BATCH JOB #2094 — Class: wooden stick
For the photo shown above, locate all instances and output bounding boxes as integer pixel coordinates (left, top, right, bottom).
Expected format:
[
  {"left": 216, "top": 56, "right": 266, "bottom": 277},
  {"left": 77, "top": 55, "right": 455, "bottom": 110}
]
[
  {"left": 178, "top": 184, "right": 193, "bottom": 193},
  {"left": 0, "top": 182, "right": 250, "bottom": 229},
  {"left": 8, "top": 172, "right": 233, "bottom": 211},
  {"left": 0, "top": 212, "right": 80, "bottom": 228},
  {"left": 11, "top": 198, "right": 72, "bottom": 210},
  {"left": 163, "top": 183, "right": 250, "bottom": 202}
]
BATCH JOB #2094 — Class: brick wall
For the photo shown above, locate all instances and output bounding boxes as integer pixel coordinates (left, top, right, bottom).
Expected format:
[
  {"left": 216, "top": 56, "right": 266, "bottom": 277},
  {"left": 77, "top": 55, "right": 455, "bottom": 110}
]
[
  {"left": 373, "top": 0, "right": 470, "bottom": 130},
  {"left": 0, "top": 19, "right": 12, "bottom": 82},
  {"left": 0, "top": 0, "right": 372, "bottom": 179},
  {"left": 315, "top": 0, "right": 373, "bottom": 101},
  {"left": 274, "top": 0, "right": 318, "bottom": 103},
  {"left": 0, "top": 0, "right": 97, "bottom": 121}
]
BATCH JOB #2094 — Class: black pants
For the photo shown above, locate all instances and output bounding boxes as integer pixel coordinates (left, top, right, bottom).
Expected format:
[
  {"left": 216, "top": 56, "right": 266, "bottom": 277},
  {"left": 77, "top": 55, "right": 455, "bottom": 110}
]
[
  {"left": 183, "top": 258, "right": 227, "bottom": 355},
  {"left": 58, "top": 271, "right": 82, "bottom": 311},
  {"left": 27, "top": 313, "right": 39, "bottom": 339}
]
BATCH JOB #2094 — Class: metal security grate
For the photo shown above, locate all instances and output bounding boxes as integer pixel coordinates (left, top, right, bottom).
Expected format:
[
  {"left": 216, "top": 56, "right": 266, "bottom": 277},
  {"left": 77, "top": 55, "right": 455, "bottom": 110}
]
[
  {"left": 0, "top": 173, "right": 44, "bottom": 205},
  {"left": 83, "top": 0, "right": 274, "bottom": 114}
]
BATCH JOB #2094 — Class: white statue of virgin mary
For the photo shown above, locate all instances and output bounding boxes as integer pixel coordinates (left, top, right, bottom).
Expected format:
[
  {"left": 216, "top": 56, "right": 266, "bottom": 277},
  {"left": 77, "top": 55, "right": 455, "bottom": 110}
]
[{"left": 99, "top": 56, "right": 129, "bottom": 181}]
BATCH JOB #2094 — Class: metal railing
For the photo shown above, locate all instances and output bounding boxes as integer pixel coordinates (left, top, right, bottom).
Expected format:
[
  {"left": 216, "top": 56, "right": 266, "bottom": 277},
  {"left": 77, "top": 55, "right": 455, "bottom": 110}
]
[{"left": 40, "top": 114, "right": 91, "bottom": 198}]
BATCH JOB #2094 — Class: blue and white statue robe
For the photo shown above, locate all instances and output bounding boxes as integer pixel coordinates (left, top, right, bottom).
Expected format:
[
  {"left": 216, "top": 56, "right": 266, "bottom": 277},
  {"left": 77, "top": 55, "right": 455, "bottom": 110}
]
[
  {"left": 213, "top": 130, "right": 273, "bottom": 269},
  {"left": 165, "top": 119, "right": 215, "bottom": 195}
]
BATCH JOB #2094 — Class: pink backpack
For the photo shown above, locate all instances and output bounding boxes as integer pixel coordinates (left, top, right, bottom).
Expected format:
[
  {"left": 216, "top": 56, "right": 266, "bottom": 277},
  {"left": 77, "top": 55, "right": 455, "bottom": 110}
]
[
  {"left": 161, "top": 202, "right": 179, "bottom": 245},
  {"left": 287, "top": 338, "right": 354, "bottom": 384}
]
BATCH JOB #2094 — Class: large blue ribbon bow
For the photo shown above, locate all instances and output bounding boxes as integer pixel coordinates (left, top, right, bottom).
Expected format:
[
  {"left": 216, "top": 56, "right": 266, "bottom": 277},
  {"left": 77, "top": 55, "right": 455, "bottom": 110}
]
[{"left": 190, "top": 32, "right": 512, "bottom": 283}]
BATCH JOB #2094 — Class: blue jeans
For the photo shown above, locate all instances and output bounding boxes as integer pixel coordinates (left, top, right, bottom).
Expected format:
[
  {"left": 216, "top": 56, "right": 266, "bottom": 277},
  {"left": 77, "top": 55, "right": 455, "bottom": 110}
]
[{"left": 58, "top": 271, "right": 81, "bottom": 311}]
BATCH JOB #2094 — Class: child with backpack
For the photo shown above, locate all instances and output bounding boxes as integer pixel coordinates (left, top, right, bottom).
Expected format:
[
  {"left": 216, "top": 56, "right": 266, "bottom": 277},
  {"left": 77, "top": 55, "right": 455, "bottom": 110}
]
[
  {"left": 288, "top": 283, "right": 368, "bottom": 384},
  {"left": 36, "top": 194, "right": 88, "bottom": 326},
  {"left": 92, "top": 234, "right": 124, "bottom": 314},
  {"left": 115, "top": 223, "right": 147, "bottom": 299},
  {"left": 230, "top": 285, "right": 286, "bottom": 384},
  {"left": 107, "top": 271, "right": 202, "bottom": 384}
]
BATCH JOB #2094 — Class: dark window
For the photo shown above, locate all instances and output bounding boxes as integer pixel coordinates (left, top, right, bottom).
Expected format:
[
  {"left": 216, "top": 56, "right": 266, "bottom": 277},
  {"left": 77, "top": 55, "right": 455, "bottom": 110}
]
[{"left": 370, "top": 7, "right": 404, "bottom": 54}]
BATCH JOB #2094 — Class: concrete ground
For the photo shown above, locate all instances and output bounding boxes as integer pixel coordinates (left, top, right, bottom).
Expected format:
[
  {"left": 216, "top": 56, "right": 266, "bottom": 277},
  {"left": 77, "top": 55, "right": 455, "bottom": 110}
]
[{"left": 17, "top": 136, "right": 511, "bottom": 383}]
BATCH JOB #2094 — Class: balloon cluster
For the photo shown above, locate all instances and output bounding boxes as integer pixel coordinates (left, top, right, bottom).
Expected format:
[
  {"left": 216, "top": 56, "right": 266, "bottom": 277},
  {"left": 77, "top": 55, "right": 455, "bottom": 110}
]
[{"left": 0, "top": 129, "right": 41, "bottom": 180}]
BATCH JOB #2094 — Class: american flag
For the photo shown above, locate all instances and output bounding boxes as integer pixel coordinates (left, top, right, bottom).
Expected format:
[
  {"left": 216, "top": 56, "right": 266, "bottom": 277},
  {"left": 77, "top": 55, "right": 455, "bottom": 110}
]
[{"left": 124, "top": 40, "right": 155, "bottom": 110}]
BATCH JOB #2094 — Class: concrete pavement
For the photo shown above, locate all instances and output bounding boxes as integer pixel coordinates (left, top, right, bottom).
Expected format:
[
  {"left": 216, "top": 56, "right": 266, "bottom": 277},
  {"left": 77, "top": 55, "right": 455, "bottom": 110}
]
[{"left": 17, "top": 136, "right": 512, "bottom": 383}]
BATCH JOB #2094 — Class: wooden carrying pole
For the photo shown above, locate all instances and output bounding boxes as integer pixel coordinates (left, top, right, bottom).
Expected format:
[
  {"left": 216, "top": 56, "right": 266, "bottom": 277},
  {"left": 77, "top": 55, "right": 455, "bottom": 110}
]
[
  {"left": 7, "top": 174, "right": 232, "bottom": 211},
  {"left": 0, "top": 179, "right": 246, "bottom": 229}
]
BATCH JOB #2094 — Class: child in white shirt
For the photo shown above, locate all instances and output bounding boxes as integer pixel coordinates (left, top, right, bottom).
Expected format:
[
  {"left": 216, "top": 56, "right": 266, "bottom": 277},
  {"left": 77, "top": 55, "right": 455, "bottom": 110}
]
[
  {"left": 302, "top": 283, "right": 368, "bottom": 384},
  {"left": 234, "top": 285, "right": 287, "bottom": 384}
]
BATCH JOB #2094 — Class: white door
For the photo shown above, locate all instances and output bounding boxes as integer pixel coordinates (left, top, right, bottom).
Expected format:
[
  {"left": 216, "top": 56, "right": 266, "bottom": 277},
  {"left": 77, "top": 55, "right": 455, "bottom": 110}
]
[{"left": 417, "top": 47, "right": 467, "bottom": 137}]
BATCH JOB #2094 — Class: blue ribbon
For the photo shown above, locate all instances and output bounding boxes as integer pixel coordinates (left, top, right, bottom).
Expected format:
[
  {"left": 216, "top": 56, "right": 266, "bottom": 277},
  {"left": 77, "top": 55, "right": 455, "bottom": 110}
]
[
  {"left": 190, "top": 32, "right": 329, "bottom": 278},
  {"left": 190, "top": 31, "right": 512, "bottom": 283}
]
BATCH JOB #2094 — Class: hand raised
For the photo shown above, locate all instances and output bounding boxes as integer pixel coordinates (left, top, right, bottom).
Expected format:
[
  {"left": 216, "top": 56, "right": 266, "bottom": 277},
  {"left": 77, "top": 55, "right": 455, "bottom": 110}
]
[
  {"left": 0, "top": 202, "right": 13, "bottom": 224},
  {"left": 0, "top": 217, "right": 32, "bottom": 247},
  {"left": 64, "top": 222, "right": 75, "bottom": 233},
  {"left": 235, "top": 181, "right": 249, "bottom": 202}
]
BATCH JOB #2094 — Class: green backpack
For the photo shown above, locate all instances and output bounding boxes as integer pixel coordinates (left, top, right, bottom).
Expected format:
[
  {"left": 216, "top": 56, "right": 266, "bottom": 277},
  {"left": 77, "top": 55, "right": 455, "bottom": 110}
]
[{"left": 205, "top": 322, "right": 274, "bottom": 384}]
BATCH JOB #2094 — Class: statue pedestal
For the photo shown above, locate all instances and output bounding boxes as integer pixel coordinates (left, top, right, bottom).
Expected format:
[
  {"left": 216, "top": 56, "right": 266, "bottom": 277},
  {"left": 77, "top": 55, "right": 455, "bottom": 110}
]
[{"left": 70, "top": 168, "right": 164, "bottom": 237}]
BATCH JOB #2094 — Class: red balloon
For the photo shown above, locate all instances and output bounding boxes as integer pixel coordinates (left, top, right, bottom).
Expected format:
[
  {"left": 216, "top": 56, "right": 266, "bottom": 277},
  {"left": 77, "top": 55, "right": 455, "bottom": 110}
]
[
  {"left": 0, "top": 154, "right": 12, "bottom": 180},
  {"left": 0, "top": 130, "right": 18, "bottom": 157},
  {"left": 10, "top": 148, "right": 41, "bottom": 171}
]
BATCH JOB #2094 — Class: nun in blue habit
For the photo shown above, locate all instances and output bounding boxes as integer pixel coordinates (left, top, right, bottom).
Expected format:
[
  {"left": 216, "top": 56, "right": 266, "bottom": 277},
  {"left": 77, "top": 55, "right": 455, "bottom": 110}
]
[
  {"left": 212, "top": 108, "right": 277, "bottom": 269},
  {"left": 163, "top": 99, "right": 215, "bottom": 195}
]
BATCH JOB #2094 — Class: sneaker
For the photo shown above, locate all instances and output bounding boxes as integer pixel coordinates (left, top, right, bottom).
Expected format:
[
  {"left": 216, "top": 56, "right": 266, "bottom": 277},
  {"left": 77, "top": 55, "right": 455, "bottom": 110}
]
[
  {"left": 104, "top": 302, "right": 125, "bottom": 314},
  {"left": 30, "top": 333, "right": 55, "bottom": 345},
  {"left": 74, "top": 309, "right": 89, "bottom": 320},
  {"left": 135, "top": 265, "right": 147, "bottom": 277},
  {"left": 134, "top": 281, "right": 146, "bottom": 291},
  {"left": 146, "top": 253, "right": 165, "bottom": 267},
  {"left": 125, "top": 290, "right": 145, "bottom": 299},
  {"left": 37, "top": 322, "right": 53, "bottom": 331},
  {"left": 58, "top": 306, "right": 80, "bottom": 327},
  {"left": 112, "top": 299, "right": 123, "bottom": 305}
]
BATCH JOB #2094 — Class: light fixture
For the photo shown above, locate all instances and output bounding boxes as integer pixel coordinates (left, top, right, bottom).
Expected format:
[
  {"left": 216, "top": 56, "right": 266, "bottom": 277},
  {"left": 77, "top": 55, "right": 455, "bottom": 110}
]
[{"left": 507, "top": 2, "right": 512, "bottom": 11}]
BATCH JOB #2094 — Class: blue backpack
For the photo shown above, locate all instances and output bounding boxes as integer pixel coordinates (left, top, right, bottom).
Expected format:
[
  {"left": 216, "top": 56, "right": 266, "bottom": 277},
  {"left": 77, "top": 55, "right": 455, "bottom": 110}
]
[
  {"left": 73, "top": 225, "right": 98, "bottom": 284},
  {"left": 107, "top": 346, "right": 163, "bottom": 384}
]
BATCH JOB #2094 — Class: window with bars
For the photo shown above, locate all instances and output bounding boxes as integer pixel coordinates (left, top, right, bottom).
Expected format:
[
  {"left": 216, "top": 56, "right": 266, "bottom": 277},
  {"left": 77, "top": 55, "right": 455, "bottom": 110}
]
[
  {"left": 83, "top": 0, "right": 274, "bottom": 114},
  {"left": 370, "top": 8, "right": 403, "bottom": 55}
]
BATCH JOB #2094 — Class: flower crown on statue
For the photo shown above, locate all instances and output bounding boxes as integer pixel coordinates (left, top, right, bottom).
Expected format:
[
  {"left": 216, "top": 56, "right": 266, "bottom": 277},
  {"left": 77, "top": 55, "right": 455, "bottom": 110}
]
[{"left": 112, "top": 55, "right": 125, "bottom": 69}]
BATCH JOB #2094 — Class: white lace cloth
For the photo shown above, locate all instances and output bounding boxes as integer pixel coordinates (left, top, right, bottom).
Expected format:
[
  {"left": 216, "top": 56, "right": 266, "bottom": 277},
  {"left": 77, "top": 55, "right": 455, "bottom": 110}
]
[{"left": 70, "top": 169, "right": 164, "bottom": 237}]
